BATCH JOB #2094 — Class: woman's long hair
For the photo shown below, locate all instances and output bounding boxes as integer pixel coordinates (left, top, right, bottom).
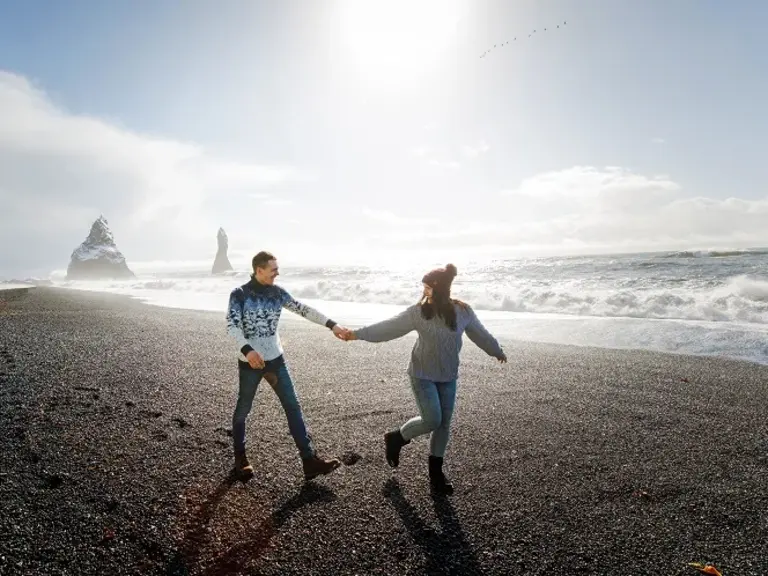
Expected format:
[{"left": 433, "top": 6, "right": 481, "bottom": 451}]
[{"left": 419, "top": 264, "right": 465, "bottom": 331}]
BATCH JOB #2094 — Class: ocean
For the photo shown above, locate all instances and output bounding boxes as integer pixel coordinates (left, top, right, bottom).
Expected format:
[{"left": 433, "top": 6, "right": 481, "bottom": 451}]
[{"left": 22, "top": 249, "right": 768, "bottom": 365}]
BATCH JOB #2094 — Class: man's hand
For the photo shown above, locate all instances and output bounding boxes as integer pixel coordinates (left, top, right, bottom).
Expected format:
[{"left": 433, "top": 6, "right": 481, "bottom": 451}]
[
  {"left": 332, "top": 325, "right": 353, "bottom": 341},
  {"left": 496, "top": 351, "right": 507, "bottom": 364},
  {"left": 246, "top": 350, "right": 265, "bottom": 369}
]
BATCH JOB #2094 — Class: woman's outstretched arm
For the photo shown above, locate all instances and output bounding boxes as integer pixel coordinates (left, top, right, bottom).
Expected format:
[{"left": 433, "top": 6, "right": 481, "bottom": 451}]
[
  {"left": 351, "top": 307, "right": 416, "bottom": 343},
  {"left": 465, "top": 307, "right": 506, "bottom": 361}
]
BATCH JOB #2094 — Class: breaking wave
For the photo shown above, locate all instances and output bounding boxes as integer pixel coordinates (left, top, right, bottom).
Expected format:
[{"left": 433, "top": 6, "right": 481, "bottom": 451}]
[
  {"left": 288, "top": 275, "right": 768, "bottom": 324},
  {"left": 659, "top": 249, "right": 768, "bottom": 259},
  {"left": 57, "top": 273, "right": 768, "bottom": 325}
]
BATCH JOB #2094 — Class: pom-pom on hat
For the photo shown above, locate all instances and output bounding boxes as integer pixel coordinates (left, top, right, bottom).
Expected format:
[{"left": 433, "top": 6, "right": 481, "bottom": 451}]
[{"left": 422, "top": 264, "right": 458, "bottom": 291}]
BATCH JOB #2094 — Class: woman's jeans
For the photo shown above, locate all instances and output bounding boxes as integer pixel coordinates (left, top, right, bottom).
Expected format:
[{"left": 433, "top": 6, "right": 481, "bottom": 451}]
[{"left": 400, "top": 377, "right": 457, "bottom": 458}]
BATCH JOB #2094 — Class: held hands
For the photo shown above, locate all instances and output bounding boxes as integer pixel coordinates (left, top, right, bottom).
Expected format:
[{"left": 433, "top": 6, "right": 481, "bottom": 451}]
[{"left": 332, "top": 325, "right": 356, "bottom": 341}]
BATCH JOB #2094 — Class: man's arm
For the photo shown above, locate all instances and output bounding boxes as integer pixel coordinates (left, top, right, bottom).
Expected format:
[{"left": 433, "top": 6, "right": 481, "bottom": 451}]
[
  {"left": 226, "top": 289, "right": 255, "bottom": 357},
  {"left": 280, "top": 288, "right": 339, "bottom": 331}
]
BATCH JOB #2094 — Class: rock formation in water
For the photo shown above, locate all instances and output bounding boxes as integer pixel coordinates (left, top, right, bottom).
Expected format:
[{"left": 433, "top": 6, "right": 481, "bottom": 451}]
[
  {"left": 65, "top": 216, "right": 135, "bottom": 280},
  {"left": 211, "top": 227, "right": 234, "bottom": 274}
]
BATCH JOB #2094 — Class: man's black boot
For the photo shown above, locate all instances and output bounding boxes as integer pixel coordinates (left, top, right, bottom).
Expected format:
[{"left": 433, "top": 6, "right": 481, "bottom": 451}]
[{"left": 234, "top": 449, "right": 254, "bottom": 479}]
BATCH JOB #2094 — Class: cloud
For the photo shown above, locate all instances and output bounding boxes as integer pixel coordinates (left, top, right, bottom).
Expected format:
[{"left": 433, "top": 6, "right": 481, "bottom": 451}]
[
  {"left": 0, "top": 70, "right": 300, "bottom": 273},
  {"left": 374, "top": 166, "right": 768, "bottom": 256},
  {"left": 409, "top": 139, "right": 488, "bottom": 169},
  {"left": 461, "top": 140, "right": 490, "bottom": 158},
  {"left": 501, "top": 167, "right": 768, "bottom": 251},
  {"left": 503, "top": 166, "right": 680, "bottom": 211},
  {"left": 409, "top": 145, "right": 460, "bottom": 168},
  {"left": 651, "top": 137, "right": 665, "bottom": 144},
  {"left": 503, "top": 166, "right": 680, "bottom": 197},
  {"left": 428, "top": 159, "right": 461, "bottom": 169},
  {"left": 362, "top": 208, "right": 438, "bottom": 226},
  {"left": 264, "top": 198, "right": 295, "bottom": 207},
  {"left": 409, "top": 146, "right": 430, "bottom": 158}
]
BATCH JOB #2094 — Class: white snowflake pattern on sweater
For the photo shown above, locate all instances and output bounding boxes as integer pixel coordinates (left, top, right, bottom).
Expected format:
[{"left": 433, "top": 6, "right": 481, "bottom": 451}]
[{"left": 227, "top": 279, "right": 333, "bottom": 362}]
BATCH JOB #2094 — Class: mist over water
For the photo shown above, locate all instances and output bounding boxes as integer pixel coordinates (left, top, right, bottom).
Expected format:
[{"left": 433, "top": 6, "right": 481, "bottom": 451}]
[{"left": 42, "top": 249, "right": 768, "bottom": 365}]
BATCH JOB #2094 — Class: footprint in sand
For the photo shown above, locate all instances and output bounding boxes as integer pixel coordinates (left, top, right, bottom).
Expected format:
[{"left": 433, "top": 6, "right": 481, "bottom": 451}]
[
  {"left": 152, "top": 431, "right": 169, "bottom": 441},
  {"left": 41, "top": 472, "right": 65, "bottom": 489},
  {"left": 74, "top": 386, "right": 100, "bottom": 393},
  {"left": 339, "top": 409, "right": 395, "bottom": 423},
  {"left": 341, "top": 451, "right": 363, "bottom": 466}
]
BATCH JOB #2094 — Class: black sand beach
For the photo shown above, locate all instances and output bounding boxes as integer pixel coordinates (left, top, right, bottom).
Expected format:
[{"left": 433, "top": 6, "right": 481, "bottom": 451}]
[{"left": 1, "top": 288, "right": 766, "bottom": 576}]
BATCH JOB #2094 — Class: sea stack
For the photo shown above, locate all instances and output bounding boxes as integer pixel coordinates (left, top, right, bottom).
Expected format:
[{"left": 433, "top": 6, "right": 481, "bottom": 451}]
[
  {"left": 65, "top": 216, "right": 135, "bottom": 280},
  {"left": 211, "top": 227, "right": 233, "bottom": 274}
]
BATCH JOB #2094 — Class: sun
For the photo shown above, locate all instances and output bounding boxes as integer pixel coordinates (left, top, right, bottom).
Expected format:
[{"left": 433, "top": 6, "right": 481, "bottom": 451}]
[{"left": 336, "top": 0, "right": 466, "bottom": 82}]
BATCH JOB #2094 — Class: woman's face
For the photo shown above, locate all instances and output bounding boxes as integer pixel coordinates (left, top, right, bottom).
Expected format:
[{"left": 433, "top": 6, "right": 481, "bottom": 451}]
[{"left": 422, "top": 283, "right": 434, "bottom": 300}]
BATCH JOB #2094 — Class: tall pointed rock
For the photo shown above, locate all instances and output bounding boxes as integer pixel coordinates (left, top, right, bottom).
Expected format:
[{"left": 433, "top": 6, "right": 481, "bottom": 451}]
[
  {"left": 66, "top": 216, "right": 135, "bottom": 280},
  {"left": 211, "top": 227, "right": 233, "bottom": 274}
]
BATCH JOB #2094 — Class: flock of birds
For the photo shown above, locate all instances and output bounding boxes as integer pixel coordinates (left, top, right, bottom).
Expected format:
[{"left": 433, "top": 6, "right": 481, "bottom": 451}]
[{"left": 479, "top": 21, "right": 568, "bottom": 59}]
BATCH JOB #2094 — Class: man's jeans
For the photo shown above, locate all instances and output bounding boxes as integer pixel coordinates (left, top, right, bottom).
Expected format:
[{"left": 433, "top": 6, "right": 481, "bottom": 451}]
[{"left": 232, "top": 359, "right": 314, "bottom": 460}]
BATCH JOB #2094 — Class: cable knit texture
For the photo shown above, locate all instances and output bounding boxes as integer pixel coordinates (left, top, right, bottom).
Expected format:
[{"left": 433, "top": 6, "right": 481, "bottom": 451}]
[{"left": 354, "top": 303, "right": 503, "bottom": 381}]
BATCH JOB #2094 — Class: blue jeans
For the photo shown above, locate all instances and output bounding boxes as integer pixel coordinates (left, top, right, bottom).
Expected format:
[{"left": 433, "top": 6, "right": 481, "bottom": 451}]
[
  {"left": 232, "top": 359, "right": 315, "bottom": 460},
  {"left": 400, "top": 378, "right": 457, "bottom": 458}
]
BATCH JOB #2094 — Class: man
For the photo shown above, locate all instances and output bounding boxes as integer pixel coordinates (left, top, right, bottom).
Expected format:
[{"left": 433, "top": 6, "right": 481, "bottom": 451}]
[{"left": 226, "top": 251, "right": 348, "bottom": 480}]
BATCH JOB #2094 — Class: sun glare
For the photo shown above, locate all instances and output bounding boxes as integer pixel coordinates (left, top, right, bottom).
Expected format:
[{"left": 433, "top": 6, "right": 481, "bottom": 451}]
[{"left": 336, "top": 0, "right": 465, "bottom": 82}]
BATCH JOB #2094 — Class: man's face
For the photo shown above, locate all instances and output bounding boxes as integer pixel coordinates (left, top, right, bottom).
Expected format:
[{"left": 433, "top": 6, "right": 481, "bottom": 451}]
[{"left": 255, "top": 259, "right": 279, "bottom": 285}]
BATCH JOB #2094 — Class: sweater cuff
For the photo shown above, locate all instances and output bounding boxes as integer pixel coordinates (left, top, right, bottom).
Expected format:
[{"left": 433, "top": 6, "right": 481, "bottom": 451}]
[
  {"left": 325, "top": 319, "right": 337, "bottom": 330},
  {"left": 240, "top": 344, "right": 254, "bottom": 356}
]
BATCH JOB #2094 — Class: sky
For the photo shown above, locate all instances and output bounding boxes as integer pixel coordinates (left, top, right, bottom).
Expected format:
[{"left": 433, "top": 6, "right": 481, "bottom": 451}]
[{"left": 0, "top": 0, "right": 767, "bottom": 278}]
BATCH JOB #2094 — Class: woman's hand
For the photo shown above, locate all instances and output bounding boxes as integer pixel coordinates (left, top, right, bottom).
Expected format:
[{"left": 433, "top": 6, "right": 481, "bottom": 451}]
[{"left": 332, "top": 325, "right": 351, "bottom": 340}]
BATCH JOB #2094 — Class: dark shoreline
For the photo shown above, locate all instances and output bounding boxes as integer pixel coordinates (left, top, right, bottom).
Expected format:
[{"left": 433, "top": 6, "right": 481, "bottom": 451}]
[{"left": 1, "top": 288, "right": 767, "bottom": 575}]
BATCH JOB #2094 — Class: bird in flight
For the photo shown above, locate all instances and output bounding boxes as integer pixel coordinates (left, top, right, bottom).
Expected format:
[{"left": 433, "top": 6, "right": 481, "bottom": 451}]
[{"left": 480, "top": 20, "right": 568, "bottom": 58}]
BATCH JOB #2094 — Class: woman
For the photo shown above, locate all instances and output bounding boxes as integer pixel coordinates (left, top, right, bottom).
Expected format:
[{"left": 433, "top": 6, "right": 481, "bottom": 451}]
[{"left": 344, "top": 264, "right": 507, "bottom": 495}]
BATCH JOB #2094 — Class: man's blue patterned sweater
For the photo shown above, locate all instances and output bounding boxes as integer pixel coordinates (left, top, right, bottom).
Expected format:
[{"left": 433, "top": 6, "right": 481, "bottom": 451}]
[{"left": 227, "top": 277, "right": 336, "bottom": 363}]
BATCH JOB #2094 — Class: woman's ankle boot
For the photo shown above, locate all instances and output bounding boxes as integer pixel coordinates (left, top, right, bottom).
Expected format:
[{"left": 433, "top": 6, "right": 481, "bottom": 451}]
[
  {"left": 428, "top": 455, "right": 454, "bottom": 495},
  {"left": 384, "top": 428, "right": 410, "bottom": 468}
]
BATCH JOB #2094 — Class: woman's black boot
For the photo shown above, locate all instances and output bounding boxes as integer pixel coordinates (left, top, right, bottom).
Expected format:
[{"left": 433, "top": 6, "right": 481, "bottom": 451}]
[
  {"left": 428, "top": 456, "right": 454, "bottom": 495},
  {"left": 384, "top": 429, "right": 410, "bottom": 468}
]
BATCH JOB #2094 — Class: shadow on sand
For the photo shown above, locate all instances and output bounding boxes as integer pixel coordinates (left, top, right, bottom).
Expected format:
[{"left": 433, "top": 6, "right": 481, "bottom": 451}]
[
  {"left": 383, "top": 478, "right": 483, "bottom": 575},
  {"left": 167, "top": 472, "right": 337, "bottom": 576}
]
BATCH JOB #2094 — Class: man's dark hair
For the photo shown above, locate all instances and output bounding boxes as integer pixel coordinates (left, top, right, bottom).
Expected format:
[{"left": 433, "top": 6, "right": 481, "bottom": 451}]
[{"left": 252, "top": 251, "right": 276, "bottom": 270}]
